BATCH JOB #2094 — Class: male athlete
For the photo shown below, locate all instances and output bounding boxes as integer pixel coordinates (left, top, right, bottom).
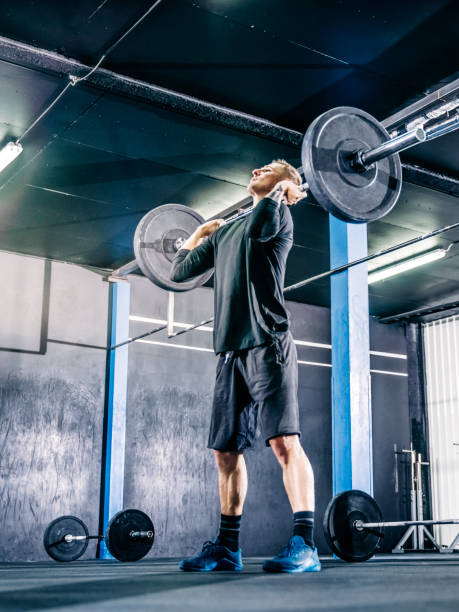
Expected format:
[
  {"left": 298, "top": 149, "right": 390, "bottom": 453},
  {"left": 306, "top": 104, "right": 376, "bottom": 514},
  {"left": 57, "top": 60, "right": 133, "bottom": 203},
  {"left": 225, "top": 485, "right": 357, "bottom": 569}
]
[{"left": 170, "top": 160, "right": 320, "bottom": 573}]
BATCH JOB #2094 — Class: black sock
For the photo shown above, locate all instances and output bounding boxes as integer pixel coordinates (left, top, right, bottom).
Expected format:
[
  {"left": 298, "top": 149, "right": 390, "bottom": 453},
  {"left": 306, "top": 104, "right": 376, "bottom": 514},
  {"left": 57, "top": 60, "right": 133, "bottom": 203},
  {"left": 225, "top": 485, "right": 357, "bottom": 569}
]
[
  {"left": 293, "top": 511, "right": 315, "bottom": 548},
  {"left": 218, "top": 514, "right": 242, "bottom": 551}
]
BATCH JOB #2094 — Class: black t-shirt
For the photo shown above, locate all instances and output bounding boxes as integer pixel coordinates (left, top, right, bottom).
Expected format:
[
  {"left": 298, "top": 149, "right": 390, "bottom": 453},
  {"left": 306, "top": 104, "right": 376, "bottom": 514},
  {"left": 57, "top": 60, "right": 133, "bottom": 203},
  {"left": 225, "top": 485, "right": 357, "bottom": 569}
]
[{"left": 170, "top": 197, "right": 293, "bottom": 354}]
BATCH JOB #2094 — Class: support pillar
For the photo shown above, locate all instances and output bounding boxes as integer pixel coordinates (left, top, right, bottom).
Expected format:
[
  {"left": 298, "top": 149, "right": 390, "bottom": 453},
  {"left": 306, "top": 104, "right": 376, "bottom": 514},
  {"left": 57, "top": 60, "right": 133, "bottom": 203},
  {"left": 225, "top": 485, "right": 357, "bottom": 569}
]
[
  {"left": 98, "top": 280, "right": 130, "bottom": 558},
  {"left": 329, "top": 216, "right": 373, "bottom": 495}
]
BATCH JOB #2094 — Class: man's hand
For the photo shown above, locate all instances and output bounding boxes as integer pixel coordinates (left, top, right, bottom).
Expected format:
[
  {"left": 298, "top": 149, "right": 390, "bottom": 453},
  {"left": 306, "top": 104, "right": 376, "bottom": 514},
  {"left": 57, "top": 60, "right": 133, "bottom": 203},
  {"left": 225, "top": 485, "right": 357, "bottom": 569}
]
[
  {"left": 267, "top": 180, "right": 307, "bottom": 206},
  {"left": 196, "top": 219, "right": 225, "bottom": 238},
  {"left": 179, "top": 218, "right": 225, "bottom": 251}
]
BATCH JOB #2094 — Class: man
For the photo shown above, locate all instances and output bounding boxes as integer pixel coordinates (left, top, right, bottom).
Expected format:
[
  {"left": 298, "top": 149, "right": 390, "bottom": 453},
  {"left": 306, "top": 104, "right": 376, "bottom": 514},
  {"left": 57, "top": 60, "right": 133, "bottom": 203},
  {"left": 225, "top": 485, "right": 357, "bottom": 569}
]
[{"left": 170, "top": 160, "right": 320, "bottom": 573}]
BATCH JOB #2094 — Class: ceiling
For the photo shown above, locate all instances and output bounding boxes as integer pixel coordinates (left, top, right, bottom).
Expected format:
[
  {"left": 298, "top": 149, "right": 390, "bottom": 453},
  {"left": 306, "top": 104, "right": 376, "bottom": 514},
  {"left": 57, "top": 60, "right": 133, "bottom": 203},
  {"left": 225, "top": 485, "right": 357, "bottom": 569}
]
[{"left": 0, "top": 0, "right": 458, "bottom": 321}]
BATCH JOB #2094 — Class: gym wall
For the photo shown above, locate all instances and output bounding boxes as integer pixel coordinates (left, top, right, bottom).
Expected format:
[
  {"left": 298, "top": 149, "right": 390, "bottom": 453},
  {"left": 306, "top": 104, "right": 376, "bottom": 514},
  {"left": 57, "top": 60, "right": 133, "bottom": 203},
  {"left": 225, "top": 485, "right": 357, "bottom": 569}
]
[
  {"left": 0, "top": 250, "right": 411, "bottom": 560},
  {"left": 0, "top": 252, "right": 108, "bottom": 562}
]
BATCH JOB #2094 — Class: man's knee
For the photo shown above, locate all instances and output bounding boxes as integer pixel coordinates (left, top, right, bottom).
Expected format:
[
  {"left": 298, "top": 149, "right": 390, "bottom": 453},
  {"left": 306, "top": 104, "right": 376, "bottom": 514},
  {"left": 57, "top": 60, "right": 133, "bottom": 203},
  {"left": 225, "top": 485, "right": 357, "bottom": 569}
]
[
  {"left": 214, "top": 450, "right": 241, "bottom": 472},
  {"left": 269, "top": 434, "right": 301, "bottom": 466}
]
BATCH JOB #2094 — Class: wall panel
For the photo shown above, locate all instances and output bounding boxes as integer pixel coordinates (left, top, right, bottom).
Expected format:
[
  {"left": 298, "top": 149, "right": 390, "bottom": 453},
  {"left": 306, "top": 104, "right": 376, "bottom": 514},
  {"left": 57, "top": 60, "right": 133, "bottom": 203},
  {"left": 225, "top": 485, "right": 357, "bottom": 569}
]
[{"left": 0, "top": 254, "right": 107, "bottom": 561}]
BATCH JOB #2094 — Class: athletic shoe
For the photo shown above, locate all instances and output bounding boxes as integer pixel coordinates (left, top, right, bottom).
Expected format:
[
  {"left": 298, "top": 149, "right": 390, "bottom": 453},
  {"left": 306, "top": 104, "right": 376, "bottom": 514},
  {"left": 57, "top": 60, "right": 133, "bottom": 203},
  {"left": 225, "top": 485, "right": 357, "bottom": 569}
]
[
  {"left": 180, "top": 538, "right": 243, "bottom": 572},
  {"left": 262, "top": 535, "right": 321, "bottom": 573}
]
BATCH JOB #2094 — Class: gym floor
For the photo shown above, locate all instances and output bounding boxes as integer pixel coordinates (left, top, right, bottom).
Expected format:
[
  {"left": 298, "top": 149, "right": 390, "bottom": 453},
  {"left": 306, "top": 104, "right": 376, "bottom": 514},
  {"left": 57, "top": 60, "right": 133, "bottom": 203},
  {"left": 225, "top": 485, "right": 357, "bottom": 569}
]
[{"left": 1, "top": 554, "right": 458, "bottom": 611}]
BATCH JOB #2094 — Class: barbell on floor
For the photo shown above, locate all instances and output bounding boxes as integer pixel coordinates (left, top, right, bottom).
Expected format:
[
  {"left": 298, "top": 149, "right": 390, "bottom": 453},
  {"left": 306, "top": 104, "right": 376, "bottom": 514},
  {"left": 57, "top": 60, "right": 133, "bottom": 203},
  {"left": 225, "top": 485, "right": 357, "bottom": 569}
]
[
  {"left": 43, "top": 509, "right": 154, "bottom": 562},
  {"left": 323, "top": 489, "right": 459, "bottom": 562}
]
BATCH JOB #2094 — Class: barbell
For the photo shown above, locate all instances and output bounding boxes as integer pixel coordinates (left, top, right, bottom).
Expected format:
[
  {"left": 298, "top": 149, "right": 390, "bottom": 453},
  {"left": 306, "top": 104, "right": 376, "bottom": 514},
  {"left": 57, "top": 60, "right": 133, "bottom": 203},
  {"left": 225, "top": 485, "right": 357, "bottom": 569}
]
[
  {"left": 43, "top": 508, "right": 154, "bottom": 562},
  {"left": 129, "top": 104, "right": 449, "bottom": 293},
  {"left": 323, "top": 489, "right": 459, "bottom": 562}
]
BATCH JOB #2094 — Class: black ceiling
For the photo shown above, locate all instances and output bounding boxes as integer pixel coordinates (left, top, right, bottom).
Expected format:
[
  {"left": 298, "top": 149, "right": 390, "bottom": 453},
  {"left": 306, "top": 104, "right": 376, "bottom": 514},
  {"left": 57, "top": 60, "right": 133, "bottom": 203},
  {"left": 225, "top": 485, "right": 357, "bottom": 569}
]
[{"left": 0, "top": 0, "right": 458, "bottom": 321}]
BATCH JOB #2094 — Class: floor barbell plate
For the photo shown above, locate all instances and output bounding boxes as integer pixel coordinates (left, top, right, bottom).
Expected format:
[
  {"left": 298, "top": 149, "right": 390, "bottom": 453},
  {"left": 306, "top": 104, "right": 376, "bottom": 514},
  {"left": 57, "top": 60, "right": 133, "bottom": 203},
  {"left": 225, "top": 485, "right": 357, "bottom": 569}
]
[
  {"left": 323, "top": 489, "right": 383, "bottom": 562},
  {"left": 302, "top": 107, "right": 402, "bottom": 223},
  {"left": 134, "top": 203, "right": 214, "bottom": 291},
  {"left": 105, "top": 509, "right": 155, "bottom": 562},
  {"left": 43, "top": 515, "right": 89, "bottom": 562}
]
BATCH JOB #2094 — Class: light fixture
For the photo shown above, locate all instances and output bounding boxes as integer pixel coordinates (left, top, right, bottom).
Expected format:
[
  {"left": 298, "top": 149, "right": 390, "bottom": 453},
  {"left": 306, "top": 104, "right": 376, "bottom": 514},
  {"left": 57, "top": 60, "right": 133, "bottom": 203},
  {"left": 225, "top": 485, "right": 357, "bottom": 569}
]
[
  {"left": 0, "top": 141, "right": 23, "bottom": 173},
  {"left": 368, "top": 248, "right": 447, "bottom": 284}
]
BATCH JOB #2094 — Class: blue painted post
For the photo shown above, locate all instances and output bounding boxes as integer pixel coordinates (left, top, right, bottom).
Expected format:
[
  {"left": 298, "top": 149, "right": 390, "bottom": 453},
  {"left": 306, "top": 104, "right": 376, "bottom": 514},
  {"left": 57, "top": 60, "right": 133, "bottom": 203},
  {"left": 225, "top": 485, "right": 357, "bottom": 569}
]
[
  {"left": 329, "top": 216, "right": 373, "bottom": 496},
  {"left": 99, "top": 280, "right": 130, "bottom": 559}
]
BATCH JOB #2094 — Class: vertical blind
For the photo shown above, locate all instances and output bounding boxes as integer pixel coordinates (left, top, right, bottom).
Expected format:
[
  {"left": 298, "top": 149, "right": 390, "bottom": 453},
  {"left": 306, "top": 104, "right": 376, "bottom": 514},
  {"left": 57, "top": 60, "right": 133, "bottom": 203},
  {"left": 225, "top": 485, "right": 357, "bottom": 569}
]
[{"left": 423, "top": 315, "right": 459, "bottom": 547}]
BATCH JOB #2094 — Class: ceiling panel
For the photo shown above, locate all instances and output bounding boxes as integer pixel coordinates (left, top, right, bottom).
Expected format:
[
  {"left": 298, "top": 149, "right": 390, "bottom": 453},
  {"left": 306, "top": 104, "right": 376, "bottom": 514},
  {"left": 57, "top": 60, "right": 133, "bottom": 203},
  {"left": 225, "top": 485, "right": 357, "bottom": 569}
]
[
  {"left": 0, "top": 0, "right": 457, "bottom": 320},
  {"left": 0, "top": 0, "right": 155, "bottom": 63}
]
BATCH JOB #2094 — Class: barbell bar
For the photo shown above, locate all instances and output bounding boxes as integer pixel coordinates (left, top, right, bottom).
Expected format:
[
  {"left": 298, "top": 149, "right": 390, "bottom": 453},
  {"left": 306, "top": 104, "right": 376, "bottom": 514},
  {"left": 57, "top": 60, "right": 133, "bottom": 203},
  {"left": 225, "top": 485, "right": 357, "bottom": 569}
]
[
  {"left": 323, "top": 489, "right": 459, "bottom": 562},
  {"left": 352, "top": 126, "right": 426, "bottom": 171},
  {"left": 354, "top": 518, "right": 459, "bottom": 530},
  {"left": 43, "top": 509, "right": 155, "bottom": 562}
]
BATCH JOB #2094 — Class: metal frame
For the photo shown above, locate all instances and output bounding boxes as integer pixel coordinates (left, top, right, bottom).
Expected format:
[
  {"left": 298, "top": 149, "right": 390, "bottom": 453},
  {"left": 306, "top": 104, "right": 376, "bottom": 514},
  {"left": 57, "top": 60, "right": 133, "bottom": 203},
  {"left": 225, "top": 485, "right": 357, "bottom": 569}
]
[
  {"left": 379, "top": 300, "right": 459, "bottom": 323},
  {"left": 382, "top": 77, "right": 459, "bottom": 133}
]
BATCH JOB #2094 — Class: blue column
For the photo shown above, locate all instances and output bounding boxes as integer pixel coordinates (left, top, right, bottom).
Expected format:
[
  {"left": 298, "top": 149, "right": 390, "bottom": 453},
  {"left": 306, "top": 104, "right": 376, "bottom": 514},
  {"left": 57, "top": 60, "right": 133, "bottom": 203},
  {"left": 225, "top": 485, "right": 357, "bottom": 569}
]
[
  {"left": 99, "top": 280, "right": 130, "bottom": 559},
  {"left": 329, "top": 216, "right": 373, "bottom": 495}
]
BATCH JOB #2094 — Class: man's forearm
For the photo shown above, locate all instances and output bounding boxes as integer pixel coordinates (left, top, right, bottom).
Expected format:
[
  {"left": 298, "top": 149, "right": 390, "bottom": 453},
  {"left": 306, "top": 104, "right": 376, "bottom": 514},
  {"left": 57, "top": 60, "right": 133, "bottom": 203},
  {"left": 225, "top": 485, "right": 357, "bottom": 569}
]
[
  {"left": 265, "top": 183, "right": 285, "bottom": 206},
  {"left": 181, "top": 229, "right": 203, "bottom": 251}
]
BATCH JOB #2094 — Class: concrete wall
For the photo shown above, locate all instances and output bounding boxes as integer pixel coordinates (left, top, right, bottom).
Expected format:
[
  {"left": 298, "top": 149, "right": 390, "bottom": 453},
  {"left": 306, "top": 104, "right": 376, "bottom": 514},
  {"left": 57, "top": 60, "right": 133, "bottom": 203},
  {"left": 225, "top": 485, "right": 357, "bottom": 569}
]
[{"left": 0, "top": 252, "right": 108, "bottom": 561}]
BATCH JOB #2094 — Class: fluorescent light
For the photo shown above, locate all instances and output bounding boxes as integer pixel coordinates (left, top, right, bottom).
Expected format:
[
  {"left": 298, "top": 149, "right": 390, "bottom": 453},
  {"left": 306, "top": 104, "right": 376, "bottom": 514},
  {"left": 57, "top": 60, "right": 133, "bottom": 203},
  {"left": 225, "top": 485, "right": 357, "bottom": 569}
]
[
  {"left": 0, "top": 141, "right": 23, "bottom": 173},
  {"left": 368, "top": 248, "right": 446, "bottom": 284}
]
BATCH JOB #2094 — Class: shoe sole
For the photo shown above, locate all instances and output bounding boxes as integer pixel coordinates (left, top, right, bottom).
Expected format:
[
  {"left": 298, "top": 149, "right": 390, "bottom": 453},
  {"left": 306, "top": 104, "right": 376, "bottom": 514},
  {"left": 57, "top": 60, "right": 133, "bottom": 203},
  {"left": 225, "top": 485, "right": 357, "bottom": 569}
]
[
  {"left": 180, "top": 560, "right": 243, "bottom": 572},
  {"left": 262, "top": 563, "right": 321, "bottom": 573}
]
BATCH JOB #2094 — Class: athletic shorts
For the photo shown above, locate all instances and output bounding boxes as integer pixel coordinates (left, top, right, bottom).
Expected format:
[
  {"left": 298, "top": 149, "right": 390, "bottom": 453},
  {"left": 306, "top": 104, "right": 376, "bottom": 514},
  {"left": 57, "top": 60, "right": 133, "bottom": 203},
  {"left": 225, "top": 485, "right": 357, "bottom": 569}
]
[{"left": 207, "top": 331, "right": 300, "bottom": 451}]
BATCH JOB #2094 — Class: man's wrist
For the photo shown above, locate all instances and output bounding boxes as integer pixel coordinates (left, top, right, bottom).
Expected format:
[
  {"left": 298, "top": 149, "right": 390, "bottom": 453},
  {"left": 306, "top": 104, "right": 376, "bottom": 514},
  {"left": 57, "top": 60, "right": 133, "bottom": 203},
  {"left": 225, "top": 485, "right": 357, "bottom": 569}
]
[{"left": 266, "top": 183, "right": 285, "bottom": 205}]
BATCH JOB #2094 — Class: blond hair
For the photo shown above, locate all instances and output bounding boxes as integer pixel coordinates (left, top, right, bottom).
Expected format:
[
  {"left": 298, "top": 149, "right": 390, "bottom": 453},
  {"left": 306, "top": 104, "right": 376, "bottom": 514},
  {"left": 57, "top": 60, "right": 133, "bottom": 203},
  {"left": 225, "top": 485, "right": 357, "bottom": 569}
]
[{"left": 272, "top": 159, "right": 302, "bottom": 186}]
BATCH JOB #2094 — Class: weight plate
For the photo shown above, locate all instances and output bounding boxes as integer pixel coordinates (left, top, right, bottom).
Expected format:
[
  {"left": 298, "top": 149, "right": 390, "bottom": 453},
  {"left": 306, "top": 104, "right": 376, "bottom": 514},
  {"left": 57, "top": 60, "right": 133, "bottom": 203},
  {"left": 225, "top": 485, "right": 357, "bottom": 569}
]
[
  {"left": 105, "top": 509, "right": 154, "bottom": 562},
  {"left": 323, "top": 489, "right": 383, "bottom": 562},
  {"left": 302, "top": 107, "right": 402, "bottom": 223},
  {"left": 43, "top": 515, "right": 89, "bottom": 562},
  {"left": 134, "top": 204, "right": 214, "bottom": 291}
]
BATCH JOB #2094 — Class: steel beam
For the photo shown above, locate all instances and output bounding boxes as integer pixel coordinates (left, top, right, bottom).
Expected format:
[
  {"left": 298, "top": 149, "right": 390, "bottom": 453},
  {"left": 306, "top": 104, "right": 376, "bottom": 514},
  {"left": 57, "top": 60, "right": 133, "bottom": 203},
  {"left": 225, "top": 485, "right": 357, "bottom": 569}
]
[
  {"left": 329, "top": 217, "right": 373, "bottom": 495},
  {"left": 0, "top": 35, "right": 302, "bottom": 148},
  {"left": 98, "top": 281, "right": 130, "bottom": 559}
]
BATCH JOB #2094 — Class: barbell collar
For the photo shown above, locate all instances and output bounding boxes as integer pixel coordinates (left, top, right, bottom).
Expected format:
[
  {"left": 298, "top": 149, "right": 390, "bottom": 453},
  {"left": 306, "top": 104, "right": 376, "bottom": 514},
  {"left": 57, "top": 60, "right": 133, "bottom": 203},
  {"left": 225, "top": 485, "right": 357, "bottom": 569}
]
[
  {"left": 355, "top": 126, "right": 426, "bottom": 171},
  {"left": 64, "top": 534, "right": 103, "bottom": 542}
]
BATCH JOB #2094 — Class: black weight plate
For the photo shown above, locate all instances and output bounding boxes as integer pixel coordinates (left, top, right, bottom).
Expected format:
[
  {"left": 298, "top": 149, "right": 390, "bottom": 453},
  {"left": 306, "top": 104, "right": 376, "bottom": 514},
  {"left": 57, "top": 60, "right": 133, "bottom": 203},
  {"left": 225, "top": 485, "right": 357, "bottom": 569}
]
[
  {"left": 134, "top": 204, "right": 214, "bottom": 291},
  {"left": 302, "top": 107, "right": 402, "bottom": 223},
  {"left": 105, "top": 509, "right": 154, "bottom": 562},
  {"left": 43, "top": 515, "right": 89, "bottom": 562},
  {"left": 323, "top": 489, "right": 383, "bottom": 562}
]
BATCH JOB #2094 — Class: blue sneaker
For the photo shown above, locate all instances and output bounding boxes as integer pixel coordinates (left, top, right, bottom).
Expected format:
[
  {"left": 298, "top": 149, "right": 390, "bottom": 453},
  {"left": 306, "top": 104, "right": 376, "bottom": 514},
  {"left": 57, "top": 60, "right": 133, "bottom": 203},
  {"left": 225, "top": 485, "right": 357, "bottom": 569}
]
[
  {"left": 262, "top": 535, "right": 321, "bottom": 573},
  {"left": 180, "top": 539, "right": 243, "bottom": 572}
]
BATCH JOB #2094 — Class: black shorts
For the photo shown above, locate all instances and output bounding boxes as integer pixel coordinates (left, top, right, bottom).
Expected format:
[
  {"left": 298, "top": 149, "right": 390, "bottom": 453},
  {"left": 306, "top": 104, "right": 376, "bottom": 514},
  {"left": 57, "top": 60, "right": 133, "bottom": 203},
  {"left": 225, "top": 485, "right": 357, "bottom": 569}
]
[{"left": 207, "top": 331, "right": 300, "bottom": 452}]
